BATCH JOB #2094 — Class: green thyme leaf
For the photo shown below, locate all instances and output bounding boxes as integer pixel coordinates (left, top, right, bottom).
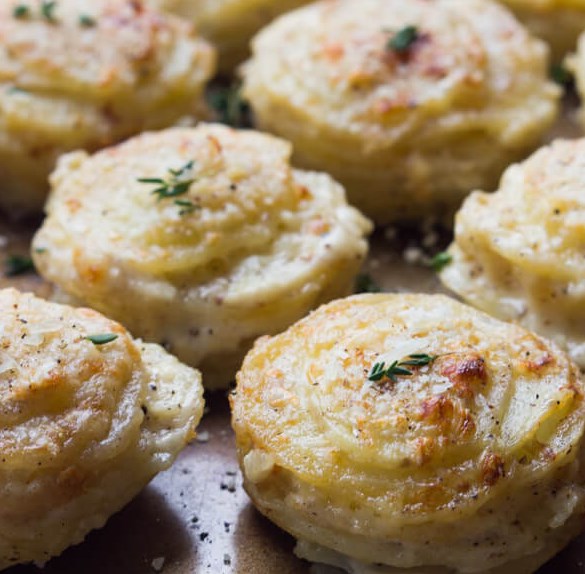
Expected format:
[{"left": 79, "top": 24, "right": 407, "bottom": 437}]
[
  {"left": 5, "top": 255, "right": 35, "bottom": 277},
  {"left": 354, "top": 273, "right": 381, "bottom": 293},
  {"left": 174, "top": 199, "right": 199, "bottom": 215},
  {"left": 79, "top": 14, "right": 96, "bottom": 27},
  {"left": 430, "top": 251, "right": 452, "bottom": 272},
  {"left": 551, "top": 63, "right": 573, "bottom": 87},
  {"left": 156, "top": 180, "right": 193, "bottom": 199},
  {"left": 40, "top": 1, "right": 57, "bottom": 22},
  {"left": 387, "top": 363, "right": 413, "bottom": 382},
  {"left": 169, "top": 161, "right": 194, "bottom": 177},
  {"left": 207, "top": 83, "right": 250, "bottom": 128},
  {"left": 137, "top": 178, "right": 165, "bottom": 184},
  {"left": 13, "top": 4, "right": 30, "bottom": 19},
  {"left": 387, "top": 25, "right": 419, "bottom": 54},
  {"left": 7, "top": 86, "right": 27, "bottom": 95},
  {"left": 86, "top": 333, "right": 118, "bottom": 345},
  {"left": 369, "top": 360, "right": 413, "bottom": 383},
  {"left": 400, "top": 353, "right": 437, "bottom": 367},
  {"left": 368, "top": 361, "right": 388, "bottom": 382}
]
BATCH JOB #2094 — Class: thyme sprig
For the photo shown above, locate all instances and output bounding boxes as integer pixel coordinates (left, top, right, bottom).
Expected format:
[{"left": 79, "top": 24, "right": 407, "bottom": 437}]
[
  {"left": 368, "top": 353, "right": 437, "bottom": 383},
  {"left": 138, "top": 161, "right": 198, "bottom": 213},
  {"left": 40, "top": 1, "right": 57, "bottom": 22}
]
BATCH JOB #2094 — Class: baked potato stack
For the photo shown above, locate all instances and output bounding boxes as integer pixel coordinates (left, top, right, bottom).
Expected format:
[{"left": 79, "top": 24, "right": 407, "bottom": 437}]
[
  {"left": 440, "top": 139, "right": 585, "bottom": 370},
  {"left": 0, "top": 0, "right": 217, "bottom": 215},
  {"left": 0, "top": 288, "right": 204, "bottom": 569},
  {"left": 232, "top": 294, "right": 585, "bottom": 573},
  {"left": 1, "top": 0, "right": 585, "bottom": 572},
  {"left": 32, "top": 124, "right": 371, "bottom": 389},
  {"left": 241, "top": 0, "right": 559, "bottom": 224}
]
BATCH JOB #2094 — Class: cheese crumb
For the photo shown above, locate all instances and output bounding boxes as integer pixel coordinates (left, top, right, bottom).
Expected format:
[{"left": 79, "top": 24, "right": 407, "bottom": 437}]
[{"left": 196, "top": 430, "right": 210, "bottom": 443}]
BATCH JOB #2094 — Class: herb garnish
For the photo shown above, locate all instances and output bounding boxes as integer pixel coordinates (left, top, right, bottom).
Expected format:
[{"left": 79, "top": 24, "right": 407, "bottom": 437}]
[
  {"left": 40, "top": 1, "right": 57, "bottom": 22},
  {"left": 79, "top": 14, "right": 96, "bottom": 28},
  {"left": 368, "top": 353, "right": 437, "bottom": 383},
  {"left": 7, "top": 86, "right": 27, "bottom": 95},
  {"left": 207, "top": 83, "right": 250, "bottom": 128},
  {"left": 387, "top": 25, "right": 419, "bottom": 54},
  {"left": 551, "top": 63, "right": 573, "bottom": 87},
  {"left": 5, "top": 255, "right": 35, "bottom": 277},
  {"left": 13, "top": 2, "right": 59, "bottom": 22},
  {"left": 400, "top": 353, "right": 438, "bottom": 366},
  {"left": 138, "top": 160, "right": 196, "bottom": 203},
  {"left": 430, "top": 251, "right": 452, "bottom": 272},
  {"left": 86, "top": 333, "right": 118, "bottom": 345},
  {"left": 13, "top": 4, "right": 30, "bottom": 19},
  {"left": 355, "top": 273, "right": 381, "bottom": 293},
  {"left": 174, "top": 199, "right": 200, "bottom": 215}
]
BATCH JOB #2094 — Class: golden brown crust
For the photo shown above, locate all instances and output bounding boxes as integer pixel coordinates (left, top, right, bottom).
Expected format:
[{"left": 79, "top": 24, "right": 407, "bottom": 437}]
[
  {"left": 242, "top": 0, "right": 559, "bottom": 224},
  {"left": 0, "top": 288, "right": 204, "bottom": 569},
  {"left": 232, "top": 294, "right": 585, "bottom": 572}
]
